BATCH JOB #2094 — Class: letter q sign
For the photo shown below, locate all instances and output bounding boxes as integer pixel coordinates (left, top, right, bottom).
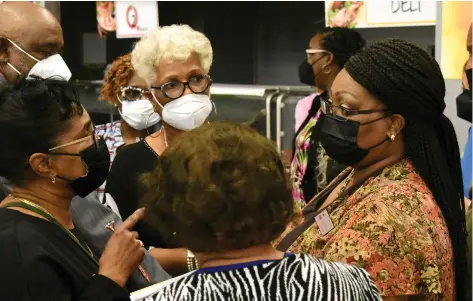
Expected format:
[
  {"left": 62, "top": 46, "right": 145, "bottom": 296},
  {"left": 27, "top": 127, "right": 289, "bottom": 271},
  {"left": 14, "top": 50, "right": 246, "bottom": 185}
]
[{"left": 126, "top": 5, "right": 139, "bottom": 29}]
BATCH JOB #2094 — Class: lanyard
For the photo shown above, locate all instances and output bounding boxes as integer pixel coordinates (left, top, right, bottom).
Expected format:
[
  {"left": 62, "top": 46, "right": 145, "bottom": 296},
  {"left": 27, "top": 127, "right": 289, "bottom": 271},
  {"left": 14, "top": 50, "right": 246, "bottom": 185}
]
[{"left": 2, "top": 197, "right": 98, "bottom": 266}]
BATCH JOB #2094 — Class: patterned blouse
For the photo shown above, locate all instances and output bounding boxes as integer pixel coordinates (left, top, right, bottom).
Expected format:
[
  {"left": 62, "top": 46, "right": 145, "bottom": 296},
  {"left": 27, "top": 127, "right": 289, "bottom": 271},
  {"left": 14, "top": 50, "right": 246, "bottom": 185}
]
[
  {"left": 95, "top": 120, "right": 125, "bottom": 212},
  {"left": 151, "top": 254, "right": 382, "bottom": 301},
  {"left": 290, "top": 110, "right": 321, "bottom": 207},
  {"left": 278, "top": 159, "right": 454, "bottom": 299}
]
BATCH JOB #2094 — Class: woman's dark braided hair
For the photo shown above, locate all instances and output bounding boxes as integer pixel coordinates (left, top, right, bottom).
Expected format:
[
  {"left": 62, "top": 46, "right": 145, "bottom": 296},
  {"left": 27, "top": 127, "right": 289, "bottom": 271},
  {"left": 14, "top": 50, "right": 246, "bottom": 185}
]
[
  {"left": 345, "top": 39, "right": 468, "bottom": 300},
  {"left": 317, "top": 27, "right": 366, "bottom": 69}
]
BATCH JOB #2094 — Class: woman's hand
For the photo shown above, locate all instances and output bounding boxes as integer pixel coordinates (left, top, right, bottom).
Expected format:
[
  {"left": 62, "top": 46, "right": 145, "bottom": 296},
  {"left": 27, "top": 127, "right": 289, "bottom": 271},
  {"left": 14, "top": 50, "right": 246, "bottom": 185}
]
[{"left": 98, "top": 208, "right": 146, "bottom": 287}]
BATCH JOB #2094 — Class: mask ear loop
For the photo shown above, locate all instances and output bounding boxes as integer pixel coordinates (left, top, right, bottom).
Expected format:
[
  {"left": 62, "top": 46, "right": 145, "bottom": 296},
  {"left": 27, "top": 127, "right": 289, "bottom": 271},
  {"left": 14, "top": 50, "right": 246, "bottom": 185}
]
[
  {"left": 7, "top": 62, "right": 21, "bottom": 76},
  {"left": 7, "top": 38, "right": 39, "bottom": 62},
  {"left": 209, "top": 92, "right": 215, "bottom": 125},
  {"left": 146, "top": 112, "right": 154, "bottom": 136},
  {"left": 151, "top": 91, "right": 165, "bottom": 110},
  {"left": 5, "top": 39, "right": 40, "bottom": 77},
  {"left": 116, "top": 95, "right": 125, "bottom": 117},
  {"left": 149, "top": 91, "right": 165, "bottom": 138}
]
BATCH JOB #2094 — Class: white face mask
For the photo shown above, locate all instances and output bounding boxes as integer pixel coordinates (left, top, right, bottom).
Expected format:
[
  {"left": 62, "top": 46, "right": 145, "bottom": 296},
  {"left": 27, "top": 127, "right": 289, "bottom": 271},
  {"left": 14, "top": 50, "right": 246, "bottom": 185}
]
[
  {"left": 152, "top": 92, "right": 213, "bottom": 131},
  {"left": 117, "top": 96, "right": 161, "bottom": 130},
  {"left": 7, "top": 38, "right": 72, "bottom": 81}
]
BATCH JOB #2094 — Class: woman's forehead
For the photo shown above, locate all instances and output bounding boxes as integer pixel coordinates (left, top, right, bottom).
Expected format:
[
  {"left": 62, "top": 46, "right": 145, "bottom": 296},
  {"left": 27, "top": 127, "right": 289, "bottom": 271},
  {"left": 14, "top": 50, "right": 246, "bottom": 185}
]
[
  {"left": 157, "top": 53, "right": 203, "bottom": 81},
  {"left": 309, "top": 35, "right": 322, "bottom": 49},
  {"left": 127, "top": 73, "right": 146, "bottom": 87},
  {"left": 330, "top": 70, "right": 382, "bottom": 107},
  {"left": 331, "top": 70, "right": 359, "bottom": 95}
]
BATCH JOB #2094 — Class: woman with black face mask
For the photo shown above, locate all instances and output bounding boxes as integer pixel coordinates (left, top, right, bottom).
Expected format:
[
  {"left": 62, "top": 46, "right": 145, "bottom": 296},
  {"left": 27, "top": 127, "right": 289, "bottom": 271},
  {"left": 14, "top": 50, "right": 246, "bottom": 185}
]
[
  {"left": 292, "top": 27, "right": 365, "bottom": 208},
  {"left": 279, "top": 39, "right": 468, "bottom": 300},
  {"left": 0, "top": 79, "right": 149, "bottom": 300}
]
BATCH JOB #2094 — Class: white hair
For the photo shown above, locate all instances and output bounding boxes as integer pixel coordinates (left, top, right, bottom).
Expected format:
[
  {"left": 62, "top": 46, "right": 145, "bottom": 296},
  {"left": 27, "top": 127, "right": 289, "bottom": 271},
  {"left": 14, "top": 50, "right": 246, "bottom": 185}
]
[{"left": 131, "top": 24, "right": 213, "bottom": 85}]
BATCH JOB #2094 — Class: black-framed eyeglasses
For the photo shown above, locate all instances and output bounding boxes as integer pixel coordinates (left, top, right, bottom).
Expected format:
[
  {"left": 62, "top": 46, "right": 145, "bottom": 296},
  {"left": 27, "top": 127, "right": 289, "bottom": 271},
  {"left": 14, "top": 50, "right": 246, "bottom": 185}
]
[
  {"left": 321, "top": 98, "right": 391, "bottom": 119},
  {"left": 120, "top": 86, "right": 150, "bottom": 101},
  {"left": 150, "top": 74, "right": 212, "bottom": 100}
]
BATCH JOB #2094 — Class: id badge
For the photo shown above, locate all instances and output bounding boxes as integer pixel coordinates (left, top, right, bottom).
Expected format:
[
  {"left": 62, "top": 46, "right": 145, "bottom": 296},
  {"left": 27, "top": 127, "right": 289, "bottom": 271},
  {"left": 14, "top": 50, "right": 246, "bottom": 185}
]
[{"left": 314, "top": 209, "right": 334, "bottom": 235}]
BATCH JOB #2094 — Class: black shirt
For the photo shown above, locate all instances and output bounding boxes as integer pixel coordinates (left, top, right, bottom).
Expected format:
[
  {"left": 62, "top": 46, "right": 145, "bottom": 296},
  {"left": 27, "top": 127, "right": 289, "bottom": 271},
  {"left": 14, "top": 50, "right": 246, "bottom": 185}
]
[
  {"left": 0, "top": 208, "right": 130, "bottom": 301},
  {"left": 105, "top": 140, "right": 170, "bottom": 248}
]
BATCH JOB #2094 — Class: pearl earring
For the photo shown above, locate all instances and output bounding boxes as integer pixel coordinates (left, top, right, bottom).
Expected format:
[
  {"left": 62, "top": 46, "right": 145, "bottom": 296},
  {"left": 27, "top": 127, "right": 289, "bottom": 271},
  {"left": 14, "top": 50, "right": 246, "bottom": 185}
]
[{"left": 390, "top": 134, "right": 396, "bottom": 141}]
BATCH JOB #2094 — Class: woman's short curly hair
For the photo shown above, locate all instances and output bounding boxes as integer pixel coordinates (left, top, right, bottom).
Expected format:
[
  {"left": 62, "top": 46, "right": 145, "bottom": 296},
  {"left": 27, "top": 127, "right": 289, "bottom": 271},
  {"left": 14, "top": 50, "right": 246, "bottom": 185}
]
[
  {"left": 131, "top": 24, "right": 213, "bottom": 85},
  {"left": 142, "top": 121, "right": 293, "bottom": 253},
  {"left": 99, "top": 53, "right": 134, "bottom": 105}
]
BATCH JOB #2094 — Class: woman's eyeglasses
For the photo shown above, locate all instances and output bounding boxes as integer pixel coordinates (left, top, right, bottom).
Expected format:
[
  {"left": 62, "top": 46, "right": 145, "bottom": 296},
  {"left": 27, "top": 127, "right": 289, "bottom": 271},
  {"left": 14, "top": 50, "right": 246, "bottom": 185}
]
[
  {"left": 120, "top": 86, "right": 150, "bottom": 101},
  {"left": 49, "top": 130, "right": 100, "bottom": 152},
  {"left": 150, "top": 74, "right": 212, "bottom": 100},
  {"left": 320, "top": 98, "right": 391, "bottom": 119},
  {"left": 306, "top": 49, "right": 329, "bottom": 60}
]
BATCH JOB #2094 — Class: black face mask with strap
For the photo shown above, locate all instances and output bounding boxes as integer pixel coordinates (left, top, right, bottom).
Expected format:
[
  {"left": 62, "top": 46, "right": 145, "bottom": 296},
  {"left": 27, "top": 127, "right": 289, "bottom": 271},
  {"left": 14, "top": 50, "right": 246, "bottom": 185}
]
[
  {"left": 320, "top": 114, "right": 391, "bottom": 167},
  {"left": 49, "top": 138, "right": 110, "bottom": 198},
  {"left": 298, "top": 55, "right": 327, "bottom": 86}
]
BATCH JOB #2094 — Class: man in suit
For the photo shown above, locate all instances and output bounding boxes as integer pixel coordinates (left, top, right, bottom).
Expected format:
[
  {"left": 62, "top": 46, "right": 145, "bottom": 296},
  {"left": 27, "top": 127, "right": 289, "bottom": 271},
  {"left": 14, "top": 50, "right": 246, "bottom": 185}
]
[{"left": 0, "top": 1, "right": 170, "bottom": 289}]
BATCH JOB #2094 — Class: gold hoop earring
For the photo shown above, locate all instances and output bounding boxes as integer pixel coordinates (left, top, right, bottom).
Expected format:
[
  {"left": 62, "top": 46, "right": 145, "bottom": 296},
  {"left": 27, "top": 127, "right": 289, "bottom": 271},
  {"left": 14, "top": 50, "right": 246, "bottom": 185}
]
[
  {"left": 51, "top": 174, "right": 56, "bottom": 184},
  {"left": 390, "top": 134, "right": 396, "bottom": 142},
  {"left": 322, "top": 65, "right": 331, "bottom": 74}
]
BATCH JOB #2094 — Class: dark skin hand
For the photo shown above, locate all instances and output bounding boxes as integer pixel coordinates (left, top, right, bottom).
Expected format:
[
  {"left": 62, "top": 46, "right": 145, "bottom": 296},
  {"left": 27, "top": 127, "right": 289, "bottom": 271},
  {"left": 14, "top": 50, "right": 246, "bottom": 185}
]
[{"left": 99, "top": 208, "right": 146, "bottom": 287}]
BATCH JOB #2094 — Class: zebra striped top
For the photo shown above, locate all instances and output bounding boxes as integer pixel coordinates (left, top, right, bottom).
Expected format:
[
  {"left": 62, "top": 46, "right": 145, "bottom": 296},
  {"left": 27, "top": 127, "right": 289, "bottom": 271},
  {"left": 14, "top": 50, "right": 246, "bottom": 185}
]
[{"left": 152, "top": 253, "right": 382, "bottom": 300}]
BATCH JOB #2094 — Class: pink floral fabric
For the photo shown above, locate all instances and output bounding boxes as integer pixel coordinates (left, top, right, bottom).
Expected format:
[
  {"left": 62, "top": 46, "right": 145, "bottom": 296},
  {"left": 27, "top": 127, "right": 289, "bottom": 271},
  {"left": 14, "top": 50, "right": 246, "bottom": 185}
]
[
  {"left": 295, "top": 93, "right": 317, "bottom": 131},
  {"left": 282, "top": 159, "right": 454, "bottom": 299},
  {"left": 290, "top": 110, "right": 321, "bottom": 207}
]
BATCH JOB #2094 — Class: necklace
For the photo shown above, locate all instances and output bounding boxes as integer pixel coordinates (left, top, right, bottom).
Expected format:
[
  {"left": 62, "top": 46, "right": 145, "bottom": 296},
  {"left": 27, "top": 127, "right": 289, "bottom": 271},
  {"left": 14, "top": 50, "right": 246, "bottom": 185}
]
[{"left": 8, "top": 195, "right": 94, "bottom": 258}]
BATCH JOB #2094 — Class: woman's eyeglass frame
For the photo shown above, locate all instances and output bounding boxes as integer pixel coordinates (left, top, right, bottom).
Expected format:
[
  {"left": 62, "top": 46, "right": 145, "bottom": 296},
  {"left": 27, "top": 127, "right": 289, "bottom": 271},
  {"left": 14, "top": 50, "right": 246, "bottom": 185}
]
[
  {"left": 48, "top": 132, "right": 100, "bottom": 153},
  {"left": 150, "top": 74, "right": 213, "bottom": 100},
  {"left": 306, "top": 49, "right": 330, "bottom": 60},
  {"left": 119, "top": 86, "right": 150, "bottom": 101},
  {"left": 320, "top": 98, "right": 391, "bottom": 120}
]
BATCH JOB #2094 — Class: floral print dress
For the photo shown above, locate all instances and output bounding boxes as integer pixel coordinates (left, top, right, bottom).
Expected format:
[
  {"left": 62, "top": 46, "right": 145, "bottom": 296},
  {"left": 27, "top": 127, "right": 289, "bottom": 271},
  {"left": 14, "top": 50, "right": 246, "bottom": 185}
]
[
  {"left": 290, "top": 110, "right": 321, "bottom": 207},
  {"left": 279, "top": 159, "right": 454, "bottom": 299}
]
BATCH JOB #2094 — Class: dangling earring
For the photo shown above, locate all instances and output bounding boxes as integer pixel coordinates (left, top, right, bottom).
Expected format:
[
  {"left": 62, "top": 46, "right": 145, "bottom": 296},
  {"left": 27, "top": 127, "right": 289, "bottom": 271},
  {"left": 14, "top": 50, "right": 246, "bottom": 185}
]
[
  {"left": 51, "top": 174, "right": 56, "bottom": 184},
  {"left": 390, "top": 134, "right": 396, "bottom": 142},
  {"left": 322, "top": 65, "right": 331, "bottom": 74}
]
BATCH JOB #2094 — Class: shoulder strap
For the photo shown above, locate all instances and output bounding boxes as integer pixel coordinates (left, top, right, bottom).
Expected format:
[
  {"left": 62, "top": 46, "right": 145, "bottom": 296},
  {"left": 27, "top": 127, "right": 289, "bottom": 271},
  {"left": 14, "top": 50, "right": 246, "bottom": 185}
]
[
  {"left": 2, "top": 202, "right": 99, "bottom": 266},
  {"left": 276, "top": 167, "right": 352, "bottom": 251}
]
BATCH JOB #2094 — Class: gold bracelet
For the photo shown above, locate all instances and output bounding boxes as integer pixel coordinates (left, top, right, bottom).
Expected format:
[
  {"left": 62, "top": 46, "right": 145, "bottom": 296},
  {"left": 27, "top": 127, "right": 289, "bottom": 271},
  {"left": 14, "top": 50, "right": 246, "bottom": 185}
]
[{"left": 186, "top": 250, "right": 198, "bottom": 271}]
